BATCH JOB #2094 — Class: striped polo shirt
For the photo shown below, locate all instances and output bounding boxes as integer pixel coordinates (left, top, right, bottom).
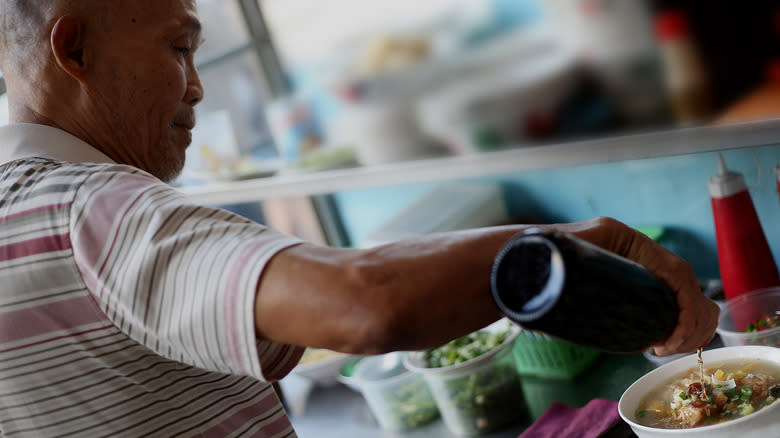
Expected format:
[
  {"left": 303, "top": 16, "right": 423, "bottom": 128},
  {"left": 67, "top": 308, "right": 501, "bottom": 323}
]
[{"left": 0, "top": 124, "right": 305, "bottom": 437}]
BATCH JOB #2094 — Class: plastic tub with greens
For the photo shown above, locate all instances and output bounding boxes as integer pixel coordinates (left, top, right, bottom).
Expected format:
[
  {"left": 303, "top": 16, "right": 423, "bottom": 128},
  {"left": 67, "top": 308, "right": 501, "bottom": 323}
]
[
  {"left": 716, "top": 287, "right": 780, "bottom": 348},
  {"left": 404, "top": 322, "right": 527, "bottom": 436},
  {"left": 351, "top": 353, "right": 440, "bottom": 431}
]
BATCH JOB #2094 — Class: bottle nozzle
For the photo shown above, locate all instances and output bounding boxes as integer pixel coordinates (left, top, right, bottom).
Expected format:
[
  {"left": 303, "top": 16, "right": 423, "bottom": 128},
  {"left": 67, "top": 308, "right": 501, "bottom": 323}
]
[
  {"left": 716, "top": 152, "right": 728, "bottom": 176},
  {"left": 710, "top": 152, "right": 746, "bottom": 198}
]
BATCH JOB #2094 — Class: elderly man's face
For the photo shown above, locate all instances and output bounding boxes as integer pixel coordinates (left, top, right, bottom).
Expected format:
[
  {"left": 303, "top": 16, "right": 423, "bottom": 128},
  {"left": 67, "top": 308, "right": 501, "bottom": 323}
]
[{"left": 85, "top": 0, "right": 203, "bottom": 181}]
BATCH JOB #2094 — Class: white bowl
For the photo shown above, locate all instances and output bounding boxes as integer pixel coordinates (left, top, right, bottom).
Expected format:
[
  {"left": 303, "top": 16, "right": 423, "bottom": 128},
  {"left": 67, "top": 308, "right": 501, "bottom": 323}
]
[{"left": 618, "top": 346, "right": 780, "bottom": 438}]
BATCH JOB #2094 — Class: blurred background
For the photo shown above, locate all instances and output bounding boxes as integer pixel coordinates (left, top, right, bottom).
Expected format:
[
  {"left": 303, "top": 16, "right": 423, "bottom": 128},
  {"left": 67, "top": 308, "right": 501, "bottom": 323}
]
[
  {"left": 184, "top": 0, "right": 780, "bottom": 179},
  {"left": 1, "top": 0, "right": 778, "bottom": 178}
]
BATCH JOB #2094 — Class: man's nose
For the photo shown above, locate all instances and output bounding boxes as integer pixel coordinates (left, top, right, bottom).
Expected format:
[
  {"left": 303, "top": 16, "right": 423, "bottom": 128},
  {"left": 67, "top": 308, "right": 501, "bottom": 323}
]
[{"left": 186, "top": 64, "right": 204, "bottom": 106}]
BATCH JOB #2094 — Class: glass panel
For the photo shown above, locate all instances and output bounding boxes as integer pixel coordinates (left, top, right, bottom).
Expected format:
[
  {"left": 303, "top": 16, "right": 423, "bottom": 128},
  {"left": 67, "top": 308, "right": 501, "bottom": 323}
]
[
  {"left": 258, "top": 0, "right": 780, "bottom": 168},
  {"left": 180, "top": 49, "right": 278, "bottom": 185},
  {"left": 177, "top": 0, "right": 278, "bottom": 185},
  {"left": 196, "top": 50, "right": 274, "bottom": 154},
  {"left": 194, "top": 0, "right": 252, "bottom": 63}
]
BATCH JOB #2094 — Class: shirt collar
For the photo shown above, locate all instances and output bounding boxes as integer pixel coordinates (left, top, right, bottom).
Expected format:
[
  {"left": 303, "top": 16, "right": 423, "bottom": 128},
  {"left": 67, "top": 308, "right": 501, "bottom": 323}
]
[{"left": 0, "top": 123, "right": 116, "bottom": 166}]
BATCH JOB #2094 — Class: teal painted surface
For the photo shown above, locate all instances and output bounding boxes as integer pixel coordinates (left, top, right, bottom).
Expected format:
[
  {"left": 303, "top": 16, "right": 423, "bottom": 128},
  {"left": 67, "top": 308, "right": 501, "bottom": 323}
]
[{"left": 333, "top": 144, "right": 780, "bottom": 280}]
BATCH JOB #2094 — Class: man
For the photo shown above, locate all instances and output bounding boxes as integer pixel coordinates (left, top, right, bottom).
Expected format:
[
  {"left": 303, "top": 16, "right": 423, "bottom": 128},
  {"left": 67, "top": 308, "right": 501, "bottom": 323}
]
[{"left": 0, "top": 1, "right": 719, "bottom": 437}]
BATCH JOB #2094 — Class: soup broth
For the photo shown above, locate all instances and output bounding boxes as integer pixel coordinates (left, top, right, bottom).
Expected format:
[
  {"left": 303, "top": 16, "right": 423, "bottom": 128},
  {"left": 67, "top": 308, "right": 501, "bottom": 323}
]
[{"left": 635, "top": 359, "right": 780, "bottom": 429}]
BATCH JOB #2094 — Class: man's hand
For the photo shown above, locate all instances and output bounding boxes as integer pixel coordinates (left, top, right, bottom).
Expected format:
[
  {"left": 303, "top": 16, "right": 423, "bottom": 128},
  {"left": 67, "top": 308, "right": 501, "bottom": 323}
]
[{"left": 561, "top": 217, "right": 720, "bottom": 356}]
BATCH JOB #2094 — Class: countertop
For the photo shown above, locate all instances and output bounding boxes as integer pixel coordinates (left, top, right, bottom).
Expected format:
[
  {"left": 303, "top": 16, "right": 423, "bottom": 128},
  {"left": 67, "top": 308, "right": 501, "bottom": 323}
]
[
  {"left": 281, "top": 349, "right": 674, "bottom": 438},
  {"left": 280, "top": 295, "right": 729, "bottom": 437}
]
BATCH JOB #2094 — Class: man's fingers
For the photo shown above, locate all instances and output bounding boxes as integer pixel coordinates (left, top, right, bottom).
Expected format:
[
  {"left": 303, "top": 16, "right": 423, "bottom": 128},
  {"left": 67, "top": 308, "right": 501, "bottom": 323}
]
[{"left": 654, "top": 293, "right": 719, "bottom": 356}]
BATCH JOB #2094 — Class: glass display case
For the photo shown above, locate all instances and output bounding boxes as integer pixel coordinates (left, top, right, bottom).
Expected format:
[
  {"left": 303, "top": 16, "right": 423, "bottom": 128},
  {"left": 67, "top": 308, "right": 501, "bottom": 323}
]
[{"left": 173, "top": 0, "right": 780, "bottom": 204}]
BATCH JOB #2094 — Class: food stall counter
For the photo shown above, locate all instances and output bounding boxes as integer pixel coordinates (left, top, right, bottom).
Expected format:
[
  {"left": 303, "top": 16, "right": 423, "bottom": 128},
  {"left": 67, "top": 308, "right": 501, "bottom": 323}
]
[{"left": 284, "top": 349, "right": 668, "bottom": 438}]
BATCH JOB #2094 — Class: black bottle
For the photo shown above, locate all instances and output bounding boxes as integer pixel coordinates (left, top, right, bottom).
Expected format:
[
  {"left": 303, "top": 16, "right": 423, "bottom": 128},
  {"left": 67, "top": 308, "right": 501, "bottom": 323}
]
[{"left": 490, "top": 228, "right": 679, "bottom": 353}]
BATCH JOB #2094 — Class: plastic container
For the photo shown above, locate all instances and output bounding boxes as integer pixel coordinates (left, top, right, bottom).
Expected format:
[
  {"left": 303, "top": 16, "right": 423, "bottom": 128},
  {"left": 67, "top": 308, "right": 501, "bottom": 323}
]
[
  {"left": 715, "top": 287, "right": 780, "bottom": 348},
  {"left": 404, "top": 328, "right": 527, "bottom": 436},
  {"left": 351, "top": 353, "right": 439, "bottom": 431},
  {"left": 512, "top": 329, "right": 600, "bottom": 379}
]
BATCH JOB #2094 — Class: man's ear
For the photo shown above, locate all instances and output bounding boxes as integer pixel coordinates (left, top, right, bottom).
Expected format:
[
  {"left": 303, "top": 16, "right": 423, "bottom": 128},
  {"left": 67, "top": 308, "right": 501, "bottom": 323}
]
[{"left": 50, "top": 15, "right": 87, "bottom": 81}]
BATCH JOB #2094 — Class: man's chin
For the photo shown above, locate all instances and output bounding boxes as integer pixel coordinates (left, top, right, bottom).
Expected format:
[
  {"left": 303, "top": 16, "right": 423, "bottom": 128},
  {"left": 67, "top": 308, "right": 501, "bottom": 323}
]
[
  {"left": 147, "top": 153, "right": 186, "bottom": 183},
  {"left": 159, "top": 162, "right": 185, "bottom": 183}
]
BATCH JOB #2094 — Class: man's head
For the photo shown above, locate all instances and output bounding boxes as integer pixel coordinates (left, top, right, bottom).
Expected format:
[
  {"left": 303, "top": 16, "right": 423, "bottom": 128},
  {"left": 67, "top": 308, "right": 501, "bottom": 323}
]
[{"left": 0, "top": 0, "right": 204, "bottom": 182}]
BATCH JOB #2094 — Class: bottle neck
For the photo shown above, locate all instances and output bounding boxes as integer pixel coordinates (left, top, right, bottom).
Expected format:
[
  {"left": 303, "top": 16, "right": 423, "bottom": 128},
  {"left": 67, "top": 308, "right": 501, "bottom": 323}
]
[{"left": 709, "top": 172, "right": 747, "bottom": 198}]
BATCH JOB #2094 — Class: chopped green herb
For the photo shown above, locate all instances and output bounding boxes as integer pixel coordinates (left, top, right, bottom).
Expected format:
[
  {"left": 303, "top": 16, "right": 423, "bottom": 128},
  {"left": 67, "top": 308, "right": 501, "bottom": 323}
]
[
  {"left": 741, "top": 314, "right": 780, "bottom": 332},
  {"left": 423, "top": 329, "right": 511, "bottom": 368},
  {"left": 725, "top": 387, "right": 740, "bottom": 401},
  {"left": 740, "top": 386, "right": 753, "bottom": 402}
]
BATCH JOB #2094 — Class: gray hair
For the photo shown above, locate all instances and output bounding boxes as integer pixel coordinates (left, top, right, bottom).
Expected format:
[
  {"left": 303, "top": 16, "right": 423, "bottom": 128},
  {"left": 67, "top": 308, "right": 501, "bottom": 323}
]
[
  {"left": 0, "top": 1, "right": 48, "bottom": 76},
  {"left": 0, "top": 1, "right": 113, "bottom": 77}
]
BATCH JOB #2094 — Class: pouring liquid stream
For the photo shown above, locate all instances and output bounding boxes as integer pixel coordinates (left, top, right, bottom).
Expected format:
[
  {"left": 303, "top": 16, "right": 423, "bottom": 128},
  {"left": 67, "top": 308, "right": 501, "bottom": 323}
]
[{"left": 697, "top": 347, "right": 708, "bottom": 399}]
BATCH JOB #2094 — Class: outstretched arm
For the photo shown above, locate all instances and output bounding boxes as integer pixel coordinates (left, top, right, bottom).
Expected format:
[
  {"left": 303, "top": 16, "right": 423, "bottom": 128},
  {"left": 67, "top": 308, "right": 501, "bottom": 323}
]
[{"left": 254, "top": 217, "right": 718, "bottom": 356}]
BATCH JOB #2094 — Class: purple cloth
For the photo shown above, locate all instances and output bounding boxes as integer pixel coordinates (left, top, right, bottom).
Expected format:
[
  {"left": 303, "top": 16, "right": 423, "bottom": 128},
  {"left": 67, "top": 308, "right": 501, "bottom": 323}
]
[{"left": 518, "top": 398, "right": 620, "bottom": 438}]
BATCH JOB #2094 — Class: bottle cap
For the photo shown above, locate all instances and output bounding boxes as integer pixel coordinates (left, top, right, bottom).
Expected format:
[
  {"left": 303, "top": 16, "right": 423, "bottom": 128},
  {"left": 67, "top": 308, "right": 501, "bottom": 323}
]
[
  {"left": 709, "top": 153, "right": 747, "bottom": 198},
  {"left": 490, "top": 230, "right": 565, "bottom": 323}
]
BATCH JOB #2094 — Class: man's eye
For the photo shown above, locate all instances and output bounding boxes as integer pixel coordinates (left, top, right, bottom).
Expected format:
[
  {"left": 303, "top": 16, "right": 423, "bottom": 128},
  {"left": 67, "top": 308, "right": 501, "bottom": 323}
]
[{"left": 175, "top": 47, "right": 191, "bottom": 56}]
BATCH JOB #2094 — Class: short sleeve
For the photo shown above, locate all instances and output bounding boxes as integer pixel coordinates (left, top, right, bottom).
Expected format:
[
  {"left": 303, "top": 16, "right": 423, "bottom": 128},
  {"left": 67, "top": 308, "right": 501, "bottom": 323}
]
[{"left": 69, "top": 165, "right": 304, "bottom": 381}]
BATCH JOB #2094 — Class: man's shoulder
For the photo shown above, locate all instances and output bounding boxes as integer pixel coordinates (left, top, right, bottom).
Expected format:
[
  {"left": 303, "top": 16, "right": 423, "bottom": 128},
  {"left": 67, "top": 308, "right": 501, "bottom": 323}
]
[
  {"left": 1, "top": 157, "right": 167, "bottom": 197},
  {"left": 3, "top": 157, "right": 155, "bottom": 179}
]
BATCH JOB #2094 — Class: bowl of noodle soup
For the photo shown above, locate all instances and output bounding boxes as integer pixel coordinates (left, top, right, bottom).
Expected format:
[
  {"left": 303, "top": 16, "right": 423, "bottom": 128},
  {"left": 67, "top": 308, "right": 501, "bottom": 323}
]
[{"left": 618, "top": 346, "right": 780, "bottom": 438}]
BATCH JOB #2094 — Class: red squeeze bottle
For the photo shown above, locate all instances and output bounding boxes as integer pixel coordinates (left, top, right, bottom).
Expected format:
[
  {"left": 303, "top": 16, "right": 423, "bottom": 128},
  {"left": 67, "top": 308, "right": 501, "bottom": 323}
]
[{"left": 709, "top": 153, "right": 780, "bottom": 330}]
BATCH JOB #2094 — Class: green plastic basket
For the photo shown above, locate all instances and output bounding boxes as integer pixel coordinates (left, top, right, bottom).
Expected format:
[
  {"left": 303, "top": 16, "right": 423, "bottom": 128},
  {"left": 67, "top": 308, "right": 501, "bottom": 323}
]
[{"left": 512, "top": 330, "right": 601, "bottom": 379}]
